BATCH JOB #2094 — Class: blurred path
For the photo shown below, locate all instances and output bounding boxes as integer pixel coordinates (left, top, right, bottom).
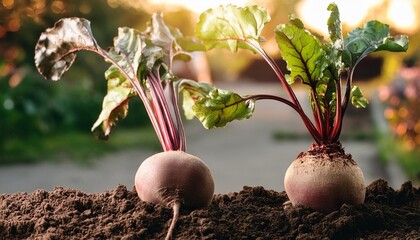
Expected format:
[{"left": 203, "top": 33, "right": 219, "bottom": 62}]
[{"left": 0, "top": 83, "right": 407, "bottom": 194}]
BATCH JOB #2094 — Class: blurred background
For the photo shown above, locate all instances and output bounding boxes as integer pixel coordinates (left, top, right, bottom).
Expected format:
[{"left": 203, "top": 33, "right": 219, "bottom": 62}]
[{"left": 0, "top": 0, "right": 419, "bottom": 193}]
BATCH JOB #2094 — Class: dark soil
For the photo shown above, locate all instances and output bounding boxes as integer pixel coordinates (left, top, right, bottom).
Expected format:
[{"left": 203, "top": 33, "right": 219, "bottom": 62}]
[{"left": 1, "top": 179, "right": 419, "bottom": 239}]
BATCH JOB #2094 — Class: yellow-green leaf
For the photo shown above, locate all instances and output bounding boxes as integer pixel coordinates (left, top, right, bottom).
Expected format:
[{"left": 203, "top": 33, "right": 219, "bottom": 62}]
[{"left": 196, "top": 4, "right": 270, "bottom": 52}]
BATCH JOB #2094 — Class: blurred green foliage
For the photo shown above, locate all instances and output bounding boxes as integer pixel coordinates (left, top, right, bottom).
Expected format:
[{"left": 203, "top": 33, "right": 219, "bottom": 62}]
[{"left": 0, "top": 0, "right": 155, "bottom": 162}]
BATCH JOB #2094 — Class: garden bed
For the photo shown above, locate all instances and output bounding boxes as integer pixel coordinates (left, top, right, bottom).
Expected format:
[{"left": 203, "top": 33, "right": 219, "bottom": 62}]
[{"left": 1, "top": 179, "right": 419, "bottom": 239}]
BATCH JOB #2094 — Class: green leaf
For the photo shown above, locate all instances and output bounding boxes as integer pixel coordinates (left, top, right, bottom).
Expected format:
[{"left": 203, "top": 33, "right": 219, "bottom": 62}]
[
  {"left": 323, "top": 44, "right": 342, "bottom": 81},
  {"left": 146, "top": 13, "right": 205, "bottom": 63},
  {"left": 325, "top": 3, "right": 344, "bottom": 78},
  {"left": 146, "top": 13, "right": 188, "bottom": 64},
  {"left": 327, "top": 3, "right": 342, "bottom": 45},
  {"left": 196, "top": 4, "right": 270, "bottom": 52},
  {"left": 142, "top": 13, "right": 202, "bottom": 78},
  {"left": 92, "top": 99, "right": 130, "bottom": 140},
  {"left": 312, "top": 74, "right": 337, "bottom": 122},
  {"left": 34, "top": 18, "right": 99, "bottom": 81},
  {"left": 34, "top": 18, "right": 138, "bottom": 139},
  {"left": 275, "top": 17, "right": 328, "bottom": 85},
  {"left": 91, "top": 63, "right": 135, "bottom": 139},
  {"left": 35, "top": 15, "right": 195, "bottom": 146},
  {"left": 91, "top": 14, "right": 198, "bottom": 138},
  {"left": 179, "top": 80, "right": 214, "bottom": 120},
  {"left": 179, "top": 80, "right": 255, "bottom": 128},
  {"left": 194, "top": 89, "right": 255, "bottom": 129},
  {"left": 343, "top": 20, "right": 409, "bottom": 68},
  {"left": 350, "top": 86, "right": 369, "bottom": 108},
  {"left": 90, "top": 27, "right": 143, "bottom": 139},
  {"left": 113, "top": 27, "right": 144, "bottom": 79},
  {"left": 176, "top": 37, "right": 206, "bottom": 52}
]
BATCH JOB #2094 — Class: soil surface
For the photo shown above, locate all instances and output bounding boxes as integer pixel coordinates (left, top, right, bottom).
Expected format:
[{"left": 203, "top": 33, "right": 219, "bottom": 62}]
[{"left": 1, "top": 179, "right": 419, "bottom": 239}]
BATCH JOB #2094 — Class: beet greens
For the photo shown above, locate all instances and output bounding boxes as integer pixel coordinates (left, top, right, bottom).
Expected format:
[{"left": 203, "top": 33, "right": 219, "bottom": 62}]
[
  {"left": 34, "top": 14, "right": 202, "bottom": 151},
  {"left": 181, "top": 3, "right": 408, "bottom": 145}
]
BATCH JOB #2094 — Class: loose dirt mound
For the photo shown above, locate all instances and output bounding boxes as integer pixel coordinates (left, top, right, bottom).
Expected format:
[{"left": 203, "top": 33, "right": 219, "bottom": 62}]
[{"left": 1, "top": 179, "right": 419, "bottom": 239}]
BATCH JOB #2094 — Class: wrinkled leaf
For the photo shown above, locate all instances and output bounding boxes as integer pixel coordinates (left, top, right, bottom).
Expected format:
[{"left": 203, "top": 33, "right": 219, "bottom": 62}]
[
  {"left": 35, "top": 15, "right": 194, "bottom": 141},
  {"left": 350, "top": 86, "right": 369, "bottom": 108},
  {"left": 146, "top": 13, "right": 188, "bottom": 65},
  {"left": 34, "top": 18, "right": 99, "bottom": 81},
  {"left": 181, "top": 90, "right": 196, "bottom": 120},
  {"left": 343, "top": 20, "right": 409, "bottom": 68},
  {"left": 194, "top": 89, "right": 255, "bottom": 129},
  {"left": 141, "top": 13, "right": 203, "bottom": 79},
  {"left": 91, "top": 59, "right": 136, "bottom": 139},
  {"left": 275, "top": 17, "right": 328, "bottom": 85},
  {"left": 92, "top": 14, "right": 194, "bottom": 144},
  {"left": 92, "top": 99, "right": 130, "bottom": 140},
  {"left": 180, "top": 80, "right": 255, "bottom": 128},
  {"left": 112, "top": 27, "right": 144, "bottom": 79},
  {"left": 322, "top": 44, "right": 342, "bottom": 81},
  {"left": 327, "top": 3, "right": 342, "bottom": 45},
  {"left": 34, "top": 18, "right": 139, "bottom": 139},
  {"left": 179, "top": 80, "right": 214, "bottom": 120},
  {"left": 90, "top": 27, "right": 143, "bottom": 139},
  {"left": 94, "top": 14, "right": 198, "bottom": 140},
  {"left": 325, "top": 3, "right": 344, "bottom": 78},
  {"left": 314, "top": 75, "right": 337, "bottom": 111},
  {"left": 196, "top": 4, "right": 270, "bottom": 52}
]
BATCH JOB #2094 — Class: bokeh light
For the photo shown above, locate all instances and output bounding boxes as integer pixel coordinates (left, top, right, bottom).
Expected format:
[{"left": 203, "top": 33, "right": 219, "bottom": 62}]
[
  {"left": 380, "top": 60, "right": 420, "bottom": 151},
  {"left": 148, "top": 0, "right": 249, "bottom": 13},
  {"left": 387, "top": 0, "right": 418, "bottom": 33},
  {"left": 297, "top": 0, "right": 418, "bottom": 35}
]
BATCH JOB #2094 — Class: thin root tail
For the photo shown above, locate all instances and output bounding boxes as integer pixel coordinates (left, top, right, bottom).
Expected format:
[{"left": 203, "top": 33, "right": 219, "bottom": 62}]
[{"left": 165, "top": 202, "right": 180, "bottom": 240}]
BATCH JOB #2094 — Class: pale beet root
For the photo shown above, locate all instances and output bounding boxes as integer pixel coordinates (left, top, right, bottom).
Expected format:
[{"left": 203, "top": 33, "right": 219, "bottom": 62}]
[
  {"left": 284, "top": 153, "right": 366, "bottom": 214},
  {"left": 135, "top": 151, "right": 214, "bottom": 239},
  {"left": 135, "top": 150, "right": 214, "bottom": 208}
]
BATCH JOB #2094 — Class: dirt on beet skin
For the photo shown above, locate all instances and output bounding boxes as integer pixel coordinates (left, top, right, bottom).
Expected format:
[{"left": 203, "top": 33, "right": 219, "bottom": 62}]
[{"left": 0, "top": 179, "right": 419, "bottom": 239}]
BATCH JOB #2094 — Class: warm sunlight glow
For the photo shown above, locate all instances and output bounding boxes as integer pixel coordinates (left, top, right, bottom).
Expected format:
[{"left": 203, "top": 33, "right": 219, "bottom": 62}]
[
  {"left": 297, "top": 0, "right": 382, "bottom": 36},
  {"left": 297, "top": 0, "right": 419, "bottom": 35},
  {"left": 387, "top": 0, "right": 418, "bottom": 33},
  {"left": 148, "top": 0, "right": 250, "bottom": 13},
  {"left": 2, "top": 0, "right": 14, "bottom": 9}
]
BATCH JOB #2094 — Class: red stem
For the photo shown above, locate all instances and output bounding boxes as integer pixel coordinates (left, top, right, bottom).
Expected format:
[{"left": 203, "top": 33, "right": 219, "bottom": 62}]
[
  {"left": 247, "top": 41, "right": 302, "bottom": 107},
  {"left": 147, "top": 73, "right": 188, "bottom": 152},
  {"left": 329, "top": 72, "right": 344, "bottom": 142},
  {"left": 310, "top": 88, "right": 325, "bottom": 139},
  {"left": 133, "top": 78, "right": 169, "bottom": 150},
  {"left": 95, "top": 48, "right": 168, "bottom": 148},
  {"left": 96, "top": 48, "right": 185, "bottom": 152},
  {"left": 332, "top": 69, "right": 351, "bottom": 142},
  {"left": 246, "top": 41, "right": 322, "bottom": 144},
  {"left": 325, "top": 106, "right": 331, "bottom": 138},
  {"left": 147, "top": 76, "right": 177, "bottom": 151},
  {"left": 241, "top": 94, "right": 322, "bottom": 145},
  {"left": 172, "top": 81, "right": 187, "bottom": 151}
]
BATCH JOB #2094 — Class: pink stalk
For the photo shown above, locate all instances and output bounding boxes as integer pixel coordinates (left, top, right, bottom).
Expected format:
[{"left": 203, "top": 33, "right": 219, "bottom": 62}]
[{"left": 97, "top": 48, "right": 185, "bottom": 152}]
